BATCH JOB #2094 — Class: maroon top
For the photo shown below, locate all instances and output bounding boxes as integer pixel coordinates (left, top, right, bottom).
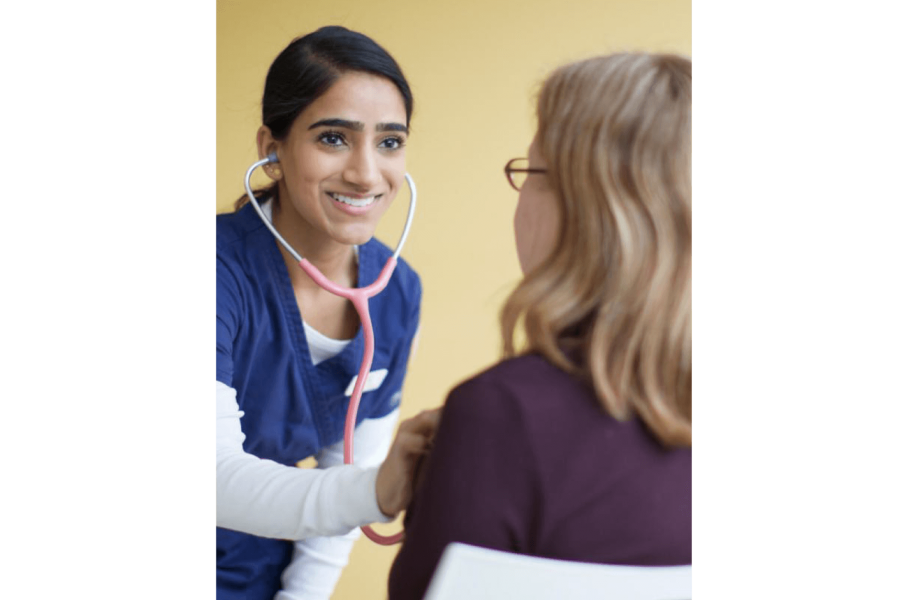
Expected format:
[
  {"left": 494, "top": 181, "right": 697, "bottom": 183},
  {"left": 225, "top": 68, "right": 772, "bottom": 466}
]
[{"left": 388, "top": 354, "right": 691, "bottom": 600}]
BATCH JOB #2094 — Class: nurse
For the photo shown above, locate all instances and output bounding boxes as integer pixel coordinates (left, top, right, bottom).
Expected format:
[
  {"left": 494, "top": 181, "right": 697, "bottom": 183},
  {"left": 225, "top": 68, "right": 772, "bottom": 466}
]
[{"left": 217, "top": 26, "right": 435, "bottom": 599}]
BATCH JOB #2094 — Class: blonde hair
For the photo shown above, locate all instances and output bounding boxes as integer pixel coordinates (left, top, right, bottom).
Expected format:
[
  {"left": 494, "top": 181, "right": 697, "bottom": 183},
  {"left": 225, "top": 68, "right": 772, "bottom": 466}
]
[{"left": 500, "top": 53, "right": 692, "bottom": 447}]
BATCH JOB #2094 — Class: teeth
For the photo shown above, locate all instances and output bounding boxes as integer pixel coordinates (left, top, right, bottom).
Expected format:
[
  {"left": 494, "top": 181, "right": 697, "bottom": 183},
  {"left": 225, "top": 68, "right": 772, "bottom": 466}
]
[{"left": 330, "top": 193, "right": 376, "bottom": 208}]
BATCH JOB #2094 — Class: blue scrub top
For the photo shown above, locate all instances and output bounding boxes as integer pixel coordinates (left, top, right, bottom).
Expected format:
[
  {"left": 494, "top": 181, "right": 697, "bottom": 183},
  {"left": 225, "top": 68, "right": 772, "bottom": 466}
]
[{"left": 216, "top": 203, "right": 422, "bottom": 598}]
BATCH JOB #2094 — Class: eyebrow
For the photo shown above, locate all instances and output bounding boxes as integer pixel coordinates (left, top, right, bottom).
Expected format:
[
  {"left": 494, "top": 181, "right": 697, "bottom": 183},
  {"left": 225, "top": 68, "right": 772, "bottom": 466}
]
[{"left": 308, "top": 118, "right": 408, "bottom": 134}]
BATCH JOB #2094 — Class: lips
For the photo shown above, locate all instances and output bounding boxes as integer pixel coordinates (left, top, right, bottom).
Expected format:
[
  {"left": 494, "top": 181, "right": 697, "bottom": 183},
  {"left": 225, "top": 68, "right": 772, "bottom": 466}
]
[
  {"left": 327, "top": 192, "right": 378, "bottom": 208},
  {"left": 326, "top": 191, "right": 383, "bottom": 215}
]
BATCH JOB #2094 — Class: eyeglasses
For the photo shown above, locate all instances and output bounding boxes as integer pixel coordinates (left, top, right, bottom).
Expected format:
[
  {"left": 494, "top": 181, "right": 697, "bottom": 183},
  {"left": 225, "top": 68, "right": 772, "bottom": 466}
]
[{"left": 504, "top": 158, "right": 547, "bottom": 191}]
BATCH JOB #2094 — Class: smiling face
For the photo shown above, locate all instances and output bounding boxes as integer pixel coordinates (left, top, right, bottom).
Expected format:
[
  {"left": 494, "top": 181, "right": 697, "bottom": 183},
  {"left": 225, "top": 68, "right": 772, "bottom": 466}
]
[{"left": 260, "top": 71, "right": 408, "bottom": 250}]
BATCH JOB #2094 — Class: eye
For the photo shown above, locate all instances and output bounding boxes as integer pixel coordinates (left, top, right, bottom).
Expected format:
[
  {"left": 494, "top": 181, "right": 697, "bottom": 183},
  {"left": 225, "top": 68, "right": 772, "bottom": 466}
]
[
  {"left": 317, "top": 131, "right": 347, "bottom": 147},
  {"left": 379, "top": 136, "right": 406, "bottom": 151}
]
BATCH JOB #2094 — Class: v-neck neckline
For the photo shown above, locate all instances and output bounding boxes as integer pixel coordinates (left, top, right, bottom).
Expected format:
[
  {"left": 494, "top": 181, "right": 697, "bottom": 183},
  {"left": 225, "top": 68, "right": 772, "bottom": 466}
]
[{"left": 262, "top": 222, "right": 369, "bottom": 371}]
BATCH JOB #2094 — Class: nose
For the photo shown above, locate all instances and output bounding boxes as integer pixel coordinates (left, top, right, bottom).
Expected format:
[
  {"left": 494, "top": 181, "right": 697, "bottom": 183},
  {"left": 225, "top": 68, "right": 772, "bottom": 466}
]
[{"left": 343, "top": 146, "right": 381, "bottom": 190}]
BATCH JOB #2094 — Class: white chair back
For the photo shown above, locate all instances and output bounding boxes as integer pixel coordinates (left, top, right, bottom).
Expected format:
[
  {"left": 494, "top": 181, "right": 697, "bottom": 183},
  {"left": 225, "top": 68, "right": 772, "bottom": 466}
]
[{"left": 422, "top": 543, "right": 691, "bottom": 600}]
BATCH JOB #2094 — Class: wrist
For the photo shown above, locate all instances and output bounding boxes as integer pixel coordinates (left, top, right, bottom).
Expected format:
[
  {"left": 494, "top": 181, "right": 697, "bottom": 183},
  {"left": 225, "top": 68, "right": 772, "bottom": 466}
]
[{"left": 375, "top": 465, "right": 398, "bottom": 519}]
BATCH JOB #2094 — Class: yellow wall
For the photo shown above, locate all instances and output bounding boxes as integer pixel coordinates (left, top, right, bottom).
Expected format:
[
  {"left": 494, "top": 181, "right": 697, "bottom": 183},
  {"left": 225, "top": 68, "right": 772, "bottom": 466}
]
[{"left": 217, "top": 0, "right": 690, "bottom": 597}]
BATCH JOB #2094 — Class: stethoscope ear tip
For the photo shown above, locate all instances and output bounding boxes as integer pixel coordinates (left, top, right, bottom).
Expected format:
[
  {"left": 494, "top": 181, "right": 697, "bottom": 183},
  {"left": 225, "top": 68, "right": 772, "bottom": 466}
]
[{"left": 266, "top": 151, "right": 279, "bottom": 164}]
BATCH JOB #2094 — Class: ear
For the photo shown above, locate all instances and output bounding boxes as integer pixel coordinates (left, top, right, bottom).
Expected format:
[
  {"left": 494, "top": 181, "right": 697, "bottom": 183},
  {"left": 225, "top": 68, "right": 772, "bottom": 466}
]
[{"left": 256, "top": 126, "right": 282, "bottom": 180}]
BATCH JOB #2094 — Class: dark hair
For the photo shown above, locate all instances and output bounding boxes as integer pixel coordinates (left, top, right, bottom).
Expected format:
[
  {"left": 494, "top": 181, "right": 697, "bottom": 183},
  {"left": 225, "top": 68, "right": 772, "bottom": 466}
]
[{"left": 235, "top": 26, "right": 414, "bottom": 209}]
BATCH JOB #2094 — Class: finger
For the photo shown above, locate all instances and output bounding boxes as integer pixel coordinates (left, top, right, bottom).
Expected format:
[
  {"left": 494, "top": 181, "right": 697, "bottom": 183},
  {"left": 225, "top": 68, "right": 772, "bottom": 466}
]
[
  {"left": 398, "top": 408, "right": 441, "bottom": 435},
  {"left": 397, "top": 429, "right": 441, "bottom": 459},
  {"left": 393, "top": 431, "right": 431, "bottom": 457}
]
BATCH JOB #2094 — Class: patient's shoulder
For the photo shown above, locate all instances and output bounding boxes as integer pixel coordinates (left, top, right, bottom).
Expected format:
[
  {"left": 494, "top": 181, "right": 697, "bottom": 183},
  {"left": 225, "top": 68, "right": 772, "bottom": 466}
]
[
  {"left": 462, "top": 352, "right": 584, "bottom": 393},
  {"left": 445, "top": 354, "right": 589, "bottom": 419}
]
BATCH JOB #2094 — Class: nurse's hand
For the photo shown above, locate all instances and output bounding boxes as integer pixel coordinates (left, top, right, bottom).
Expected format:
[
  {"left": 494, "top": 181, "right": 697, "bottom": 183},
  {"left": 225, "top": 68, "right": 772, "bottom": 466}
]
[{"left": 375, "top": 408, "right": 441, "bottom": 519}]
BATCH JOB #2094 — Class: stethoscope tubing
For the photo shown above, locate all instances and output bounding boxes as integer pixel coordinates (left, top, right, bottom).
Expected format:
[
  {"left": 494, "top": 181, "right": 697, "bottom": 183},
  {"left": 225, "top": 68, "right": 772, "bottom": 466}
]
[{"left": 243, "top": 154, "right": 415, "bottom": 545}]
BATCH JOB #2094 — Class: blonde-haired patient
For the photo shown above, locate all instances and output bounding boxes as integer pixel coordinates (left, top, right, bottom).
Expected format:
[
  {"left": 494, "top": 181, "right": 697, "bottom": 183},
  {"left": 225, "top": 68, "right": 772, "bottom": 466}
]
[{"left": 389, "top": 52, "right": 692, "bottom": 599}]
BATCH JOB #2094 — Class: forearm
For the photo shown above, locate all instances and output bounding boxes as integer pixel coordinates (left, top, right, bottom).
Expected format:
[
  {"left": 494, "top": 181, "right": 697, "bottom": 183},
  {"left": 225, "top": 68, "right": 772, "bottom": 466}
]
[{"left": 216, "top": 381, "right": 390, "bottom": 540}]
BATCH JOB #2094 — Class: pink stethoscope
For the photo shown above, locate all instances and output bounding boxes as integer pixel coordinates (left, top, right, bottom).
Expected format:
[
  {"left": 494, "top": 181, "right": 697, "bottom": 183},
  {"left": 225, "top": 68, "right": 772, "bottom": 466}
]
[{"left": 244, "top": 152, "right": 416, "bottom": 545}]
